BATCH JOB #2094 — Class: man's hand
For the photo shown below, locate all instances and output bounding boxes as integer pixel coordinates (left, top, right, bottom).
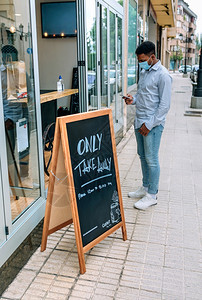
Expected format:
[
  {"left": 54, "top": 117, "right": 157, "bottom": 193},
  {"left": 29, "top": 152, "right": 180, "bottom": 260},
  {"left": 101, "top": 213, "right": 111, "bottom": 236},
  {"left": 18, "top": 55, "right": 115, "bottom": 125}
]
[
  {"left": 123, "top": 94, "right": 133, "bottom": 105},
  {"left": 139, "top": 123, "right": 150, "bottom": 136}
]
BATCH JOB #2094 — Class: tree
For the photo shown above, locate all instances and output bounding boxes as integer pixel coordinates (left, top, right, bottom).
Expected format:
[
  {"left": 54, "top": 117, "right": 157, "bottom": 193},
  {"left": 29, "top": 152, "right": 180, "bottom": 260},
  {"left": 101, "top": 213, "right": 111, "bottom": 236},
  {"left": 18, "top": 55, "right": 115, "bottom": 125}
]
[{"left": 170, "top": 49, "right": 183, "bottom": 71}]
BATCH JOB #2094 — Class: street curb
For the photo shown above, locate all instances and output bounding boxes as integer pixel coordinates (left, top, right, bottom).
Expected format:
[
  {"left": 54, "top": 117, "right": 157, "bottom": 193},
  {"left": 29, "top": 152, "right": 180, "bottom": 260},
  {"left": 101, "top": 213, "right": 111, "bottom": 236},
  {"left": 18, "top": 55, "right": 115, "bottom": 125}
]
[{"left": 116, "top": 125, "right": 134, "bottom": 156}]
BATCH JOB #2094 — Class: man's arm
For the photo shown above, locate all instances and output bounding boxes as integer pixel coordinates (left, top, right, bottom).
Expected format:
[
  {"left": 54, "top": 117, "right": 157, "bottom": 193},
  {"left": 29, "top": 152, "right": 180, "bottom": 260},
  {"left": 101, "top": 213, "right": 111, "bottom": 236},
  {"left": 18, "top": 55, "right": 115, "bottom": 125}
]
[{"left": 144, "top": 73, "right": 172, "bottom": 131}]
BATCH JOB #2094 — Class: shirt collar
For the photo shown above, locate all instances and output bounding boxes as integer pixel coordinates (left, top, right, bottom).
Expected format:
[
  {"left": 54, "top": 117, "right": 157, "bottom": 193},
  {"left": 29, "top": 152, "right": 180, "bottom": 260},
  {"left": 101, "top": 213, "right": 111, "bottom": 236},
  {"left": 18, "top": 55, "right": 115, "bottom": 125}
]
[{"left": 148, "top": 60, "right": 161, "bottom": 72}]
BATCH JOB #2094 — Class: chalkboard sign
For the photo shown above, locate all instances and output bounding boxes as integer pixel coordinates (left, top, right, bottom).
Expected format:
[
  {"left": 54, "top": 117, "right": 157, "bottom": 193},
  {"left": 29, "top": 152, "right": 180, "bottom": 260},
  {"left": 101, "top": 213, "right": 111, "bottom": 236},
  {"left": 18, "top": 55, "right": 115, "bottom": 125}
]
[
  {"left": 67, "top": 114, "right": 121, "bottom": 246},
  {"left": 41, "top": 109, "right": 127, "bottom": 274}
]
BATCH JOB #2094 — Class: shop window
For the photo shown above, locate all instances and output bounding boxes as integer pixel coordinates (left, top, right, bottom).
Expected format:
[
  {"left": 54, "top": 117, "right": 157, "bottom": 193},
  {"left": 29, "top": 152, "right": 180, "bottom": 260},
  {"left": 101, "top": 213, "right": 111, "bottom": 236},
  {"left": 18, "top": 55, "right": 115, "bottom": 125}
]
[
  {"left": 128, "top": 0, "right": 137, "bottom": 87},
  {"left": 0, "top": 0, "right": 41, "bottom": 222},
  {"left": 86, "top": 0, "right": 97, "bottom": 109},
  {"left": 177, "top": 5, "right": 183, "bottom": 15}
]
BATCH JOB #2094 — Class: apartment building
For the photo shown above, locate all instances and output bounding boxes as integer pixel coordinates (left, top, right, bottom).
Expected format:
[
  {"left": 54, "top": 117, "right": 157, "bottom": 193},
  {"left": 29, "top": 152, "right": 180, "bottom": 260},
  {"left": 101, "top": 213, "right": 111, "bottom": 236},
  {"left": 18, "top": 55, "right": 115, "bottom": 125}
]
[
  {"left": 137, "top": 0, "right": 177, "bottom": 69},
  {"left": 170, "top": 0, "right": 197, "bottom": 69}
]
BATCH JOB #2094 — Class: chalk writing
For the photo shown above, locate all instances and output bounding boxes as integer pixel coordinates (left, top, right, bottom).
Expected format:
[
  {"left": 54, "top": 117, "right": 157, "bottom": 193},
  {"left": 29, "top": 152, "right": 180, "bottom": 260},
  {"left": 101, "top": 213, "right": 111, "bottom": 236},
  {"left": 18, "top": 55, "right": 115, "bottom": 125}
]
[
  {"left": 77, "top": 133, "right": 102, "bottom": 155},
  {"left": 77, "top": 181, "right": 112, "bottom": 199},
  {"left": 66, "top": 114, "right": 122, "bottom": 247},
  {"left": 102, "top": 220, "right": 111, "bottom": 228},
  {"left": 74, "top": 156, "right": 112, "bottom": 177},
  {"left": 78, "top": 192, "right": 86, "bottom": 200}
]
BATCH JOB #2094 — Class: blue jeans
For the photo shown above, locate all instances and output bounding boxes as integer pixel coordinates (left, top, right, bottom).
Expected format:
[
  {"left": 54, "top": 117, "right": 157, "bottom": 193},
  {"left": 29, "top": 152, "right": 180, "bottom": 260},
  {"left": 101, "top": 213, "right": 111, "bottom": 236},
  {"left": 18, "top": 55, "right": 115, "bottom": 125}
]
[{"left": 135, "top": 125, "right": 164, "bottom": 194}]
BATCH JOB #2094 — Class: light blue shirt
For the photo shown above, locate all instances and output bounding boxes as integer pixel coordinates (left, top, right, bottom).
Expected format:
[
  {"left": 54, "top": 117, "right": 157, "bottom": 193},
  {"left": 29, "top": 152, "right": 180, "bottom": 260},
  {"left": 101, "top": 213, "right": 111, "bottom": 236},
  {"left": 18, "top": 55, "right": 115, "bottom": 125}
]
[{"left": 133, "top": 60, "right": 172, "bottom": 130}]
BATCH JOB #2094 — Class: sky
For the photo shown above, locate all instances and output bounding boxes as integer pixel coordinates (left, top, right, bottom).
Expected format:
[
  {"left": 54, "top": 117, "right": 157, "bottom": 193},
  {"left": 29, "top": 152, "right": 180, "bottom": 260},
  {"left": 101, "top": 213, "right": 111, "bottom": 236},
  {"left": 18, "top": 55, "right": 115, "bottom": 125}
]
[{"left": 186, "top": 0, "right": 202, "bottom": 35}]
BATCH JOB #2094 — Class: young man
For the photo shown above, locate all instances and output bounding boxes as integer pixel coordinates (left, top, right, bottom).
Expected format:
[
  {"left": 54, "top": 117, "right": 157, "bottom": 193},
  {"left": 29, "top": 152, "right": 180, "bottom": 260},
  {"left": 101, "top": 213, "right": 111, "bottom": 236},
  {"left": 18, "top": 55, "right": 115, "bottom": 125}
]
[{"left": 123, "top": 41, "right": 172, "bottom": 210}]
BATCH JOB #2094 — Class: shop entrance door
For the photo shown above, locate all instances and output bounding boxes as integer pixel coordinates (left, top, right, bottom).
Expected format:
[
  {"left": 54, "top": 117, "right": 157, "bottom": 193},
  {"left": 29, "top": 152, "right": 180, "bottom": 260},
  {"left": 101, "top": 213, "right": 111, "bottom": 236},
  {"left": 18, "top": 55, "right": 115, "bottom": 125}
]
[
  {"left": 85, "top": 0, "right": 123, "bottom": 129},
  {"left": 0, "top": 162, "right": 6, "bottom": 246},
  {"left": 0, "top": 0, "right": 41, "bottom": 223},
  {"left": 0, "top": 0, "right": 45, "bottom": 267},
  {"left": 97, "top": 0, "right": 123, "bottom": 128}
]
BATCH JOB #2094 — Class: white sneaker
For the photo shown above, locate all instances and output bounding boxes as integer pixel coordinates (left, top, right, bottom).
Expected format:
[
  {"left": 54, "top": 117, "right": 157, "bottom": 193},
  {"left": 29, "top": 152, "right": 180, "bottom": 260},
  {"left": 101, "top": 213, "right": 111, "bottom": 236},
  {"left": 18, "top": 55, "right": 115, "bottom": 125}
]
[
  {"left": 128, "top": 186, "right": 147, "bottom": 198},
  {"left": 134, "top": 193, "right": 157, "bottom": 210}
]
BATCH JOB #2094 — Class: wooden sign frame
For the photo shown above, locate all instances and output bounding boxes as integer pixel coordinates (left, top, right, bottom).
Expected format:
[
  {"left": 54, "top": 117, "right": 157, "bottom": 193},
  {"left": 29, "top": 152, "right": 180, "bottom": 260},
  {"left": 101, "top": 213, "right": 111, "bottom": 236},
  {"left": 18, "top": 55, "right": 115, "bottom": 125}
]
[{"left": 41, "top": 109, "right": 127, "bottom": 274}]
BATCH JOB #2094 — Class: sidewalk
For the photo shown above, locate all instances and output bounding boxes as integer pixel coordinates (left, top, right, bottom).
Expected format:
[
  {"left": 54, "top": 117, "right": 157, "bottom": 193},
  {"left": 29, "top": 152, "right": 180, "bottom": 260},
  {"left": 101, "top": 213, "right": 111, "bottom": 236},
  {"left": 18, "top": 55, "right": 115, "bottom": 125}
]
[{"left": 1, "top": 73, "right": 202, "bottom": 300}]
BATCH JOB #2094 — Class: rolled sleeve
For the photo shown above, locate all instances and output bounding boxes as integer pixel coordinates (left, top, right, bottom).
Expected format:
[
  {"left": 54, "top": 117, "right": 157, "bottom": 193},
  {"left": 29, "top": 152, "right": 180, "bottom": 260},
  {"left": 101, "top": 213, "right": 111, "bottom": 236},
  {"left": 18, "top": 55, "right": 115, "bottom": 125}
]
[{"left": 132, "top": 94, "right": 137, "bottom": 105}]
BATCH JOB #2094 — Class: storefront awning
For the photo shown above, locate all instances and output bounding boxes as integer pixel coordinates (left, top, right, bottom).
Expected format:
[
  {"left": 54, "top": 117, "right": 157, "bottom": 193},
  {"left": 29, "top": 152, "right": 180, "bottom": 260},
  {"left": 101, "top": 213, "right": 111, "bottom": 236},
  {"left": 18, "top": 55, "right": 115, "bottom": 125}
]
[{"left": 150, "top": 0, "right": 175, "bottom": 27}]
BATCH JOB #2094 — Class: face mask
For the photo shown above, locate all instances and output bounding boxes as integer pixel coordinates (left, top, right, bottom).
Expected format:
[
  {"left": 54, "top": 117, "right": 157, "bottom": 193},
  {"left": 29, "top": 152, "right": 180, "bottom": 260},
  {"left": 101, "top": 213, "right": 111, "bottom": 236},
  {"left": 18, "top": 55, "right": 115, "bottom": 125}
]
[{"left": 139, "top": 56, "right": 152, "bottom": 70}]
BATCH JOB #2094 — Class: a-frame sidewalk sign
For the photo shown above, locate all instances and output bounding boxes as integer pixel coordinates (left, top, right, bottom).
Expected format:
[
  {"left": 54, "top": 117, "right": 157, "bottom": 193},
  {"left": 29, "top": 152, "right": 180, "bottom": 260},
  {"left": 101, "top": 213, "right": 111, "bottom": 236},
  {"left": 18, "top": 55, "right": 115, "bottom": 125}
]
[{"left": 41, "top": 109, "right": 127, "bottom": 274}]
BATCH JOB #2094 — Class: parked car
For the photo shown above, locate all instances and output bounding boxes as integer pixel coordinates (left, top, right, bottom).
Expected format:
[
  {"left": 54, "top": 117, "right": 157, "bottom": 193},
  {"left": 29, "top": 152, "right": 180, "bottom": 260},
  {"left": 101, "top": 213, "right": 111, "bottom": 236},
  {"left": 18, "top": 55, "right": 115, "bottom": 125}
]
[
  {"left": 190, "top": 64, "right": 199, "bottom": 82},
  {"left": 88, "top": 71, "right": 96, "bottom": 104},
  {"left": 179, "top": 65, "right": 192, "bottom": 73}
]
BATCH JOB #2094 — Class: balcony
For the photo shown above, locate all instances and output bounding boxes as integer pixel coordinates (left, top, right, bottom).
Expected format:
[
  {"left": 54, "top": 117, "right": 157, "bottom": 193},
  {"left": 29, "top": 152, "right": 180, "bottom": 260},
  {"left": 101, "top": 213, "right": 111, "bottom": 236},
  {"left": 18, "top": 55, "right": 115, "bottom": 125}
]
[
  {"left": 187, "top": 53, "right": 195, "bottom": 58},
  {"left": 167, "top": 27, "right": 176, "bottom": 38},
  {"left": 189, "top": 22, "right": 196, "bottom": 30},
  {"left": 188, "top": 43, "right": 196, "bottom": 49},
  {"left": 177, "top": 15, "right": 184, "bottom": 23},
  {"left": 176, "top": 28, "right": 187, "bottom": 36}
]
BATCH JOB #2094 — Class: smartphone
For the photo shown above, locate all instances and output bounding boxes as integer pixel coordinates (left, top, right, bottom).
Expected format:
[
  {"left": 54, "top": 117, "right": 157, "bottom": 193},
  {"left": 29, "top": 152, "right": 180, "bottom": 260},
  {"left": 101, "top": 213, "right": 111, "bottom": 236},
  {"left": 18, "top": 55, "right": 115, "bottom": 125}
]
[{"left": 122, "top": 95, "right": 131, "bottom": 100}]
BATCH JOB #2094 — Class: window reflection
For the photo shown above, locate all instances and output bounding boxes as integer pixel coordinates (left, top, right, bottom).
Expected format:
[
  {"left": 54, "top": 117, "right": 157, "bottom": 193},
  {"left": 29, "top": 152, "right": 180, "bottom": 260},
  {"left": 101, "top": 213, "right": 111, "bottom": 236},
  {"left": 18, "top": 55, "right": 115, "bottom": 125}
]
[
  {"left": 115, "top": 16, "right": 123, "bottom": 123},
  {"left": 86, "top": 0, "right": 97, "bottom": 110},
  {"left": 128, "top": 0, "right": 137, "bottom": 86},
  {"left": 0, "top": 0, "right": 40, "bottom": 222},
  {"left": 100, "top": 6, "right": 108, "bottom": 108},
  {"left": 110, "top": 12, "right": 116, "bottom": 106}
]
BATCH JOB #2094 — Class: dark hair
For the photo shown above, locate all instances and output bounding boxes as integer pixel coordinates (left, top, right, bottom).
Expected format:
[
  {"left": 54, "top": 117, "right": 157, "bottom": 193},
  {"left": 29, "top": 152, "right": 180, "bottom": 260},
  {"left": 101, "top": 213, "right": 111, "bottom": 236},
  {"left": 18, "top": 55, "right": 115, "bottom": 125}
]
[{"left": 135, "top": 41, "right": 155, "bottom": 56}]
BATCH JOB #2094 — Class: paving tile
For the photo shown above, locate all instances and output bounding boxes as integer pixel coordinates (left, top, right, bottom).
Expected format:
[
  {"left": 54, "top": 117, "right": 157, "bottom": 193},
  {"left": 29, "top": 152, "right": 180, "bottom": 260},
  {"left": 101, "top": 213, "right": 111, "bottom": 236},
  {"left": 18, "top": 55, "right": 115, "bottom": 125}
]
[
  {"left": 92, "top": 295, "right": 113, "bottom": 300},
  {"left": 70, "top": 290, "right": 92, "bottom": 299},
  {"left": 144, "top": 243, "right": 165, "bottom": 266},
  {"left": 2, "top": 270, "right": 37, "bottom": 299},
  {"left": 164, "top": 246, "right": 184, "bottom": 269},
  {"left": 148, "top": 226, "right": 167, "bottom": 245},
  {"left": 45, "top": 291, "right": 67, "bottom": 299},
  {"left": 115, "top": 286, "right": 139, "bottom": 299},
  {"left": 21, "top": 296, "right": 43, "bottom": 300},
  {"left": 139, "top": 290, "right": 161, "bottom": 300},
  {"left": 184, "top": 249, "right": 202, "bottom": 272},
  {"left": 94, "top": 287, "right": 115, "bottom": 297}
]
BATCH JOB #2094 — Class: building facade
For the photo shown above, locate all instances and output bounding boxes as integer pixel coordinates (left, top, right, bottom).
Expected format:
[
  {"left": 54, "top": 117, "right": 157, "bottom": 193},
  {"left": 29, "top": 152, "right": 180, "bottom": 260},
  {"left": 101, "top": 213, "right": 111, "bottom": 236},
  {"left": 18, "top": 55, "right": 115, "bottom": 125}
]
[
  {"left": 169, "top": 0, "right": 197, "bottom": 69},
  {"left": 0, "top": 0, "right": 176, "bottom": 268},
  {"left": 136, "top": 0, "right": 177, "bottom": 69}
]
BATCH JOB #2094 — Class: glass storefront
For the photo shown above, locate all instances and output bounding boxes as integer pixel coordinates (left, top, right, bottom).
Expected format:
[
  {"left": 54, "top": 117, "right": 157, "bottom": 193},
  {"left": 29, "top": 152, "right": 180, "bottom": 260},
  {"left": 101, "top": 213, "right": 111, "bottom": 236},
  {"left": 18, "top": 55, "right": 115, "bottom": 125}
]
[
  {"left": 86, "top": 0, "right": 123, "bottom": 134},
  {"left": 0, "top": 162, "right": 6, "bottom": 245},
  {"left": 0, "top": 0, "right": 45, "bottom": 267},
  {"left": 109, "top": 11, "right": 116, "bottom": 106},
  {"left": 86, "top": 0, "right": 97, "bottom": 110},
  {"left": 100, "top": 6, "right": 108, "bottom": 108},
  {"left": 128, "top": 0, "right": 137, "bottom": 87},
  {"left": 0, "top": 0, "right": 40, "bottom": 223},
  {"left": 115, "top": 16, "right": 123, "bottom": 123}
]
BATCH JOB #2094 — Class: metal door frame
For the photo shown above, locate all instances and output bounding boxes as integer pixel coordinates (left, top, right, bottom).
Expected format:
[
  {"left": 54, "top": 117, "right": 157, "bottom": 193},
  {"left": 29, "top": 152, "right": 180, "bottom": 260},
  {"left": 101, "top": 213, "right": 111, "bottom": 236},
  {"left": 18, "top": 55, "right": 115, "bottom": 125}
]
[
  {"left": 0, "top": 149, "right": 6, "bottom": 247},
  {"left": 96, "top": 0, "right": 123, "bottom": 111},
  {"left": 0, "top": 0, "right": 46, "bottom": 268}
]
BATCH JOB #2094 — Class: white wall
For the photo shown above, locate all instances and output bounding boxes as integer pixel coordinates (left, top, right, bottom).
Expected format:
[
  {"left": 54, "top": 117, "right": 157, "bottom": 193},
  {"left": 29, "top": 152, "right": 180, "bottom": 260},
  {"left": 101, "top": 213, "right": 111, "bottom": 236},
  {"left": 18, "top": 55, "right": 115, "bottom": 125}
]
[
  {"left": 35, "top": 0, "right": 77, "bottom": 92},
  {"left": 148, "top": 16, "right": 157, "bottom": 47}
]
